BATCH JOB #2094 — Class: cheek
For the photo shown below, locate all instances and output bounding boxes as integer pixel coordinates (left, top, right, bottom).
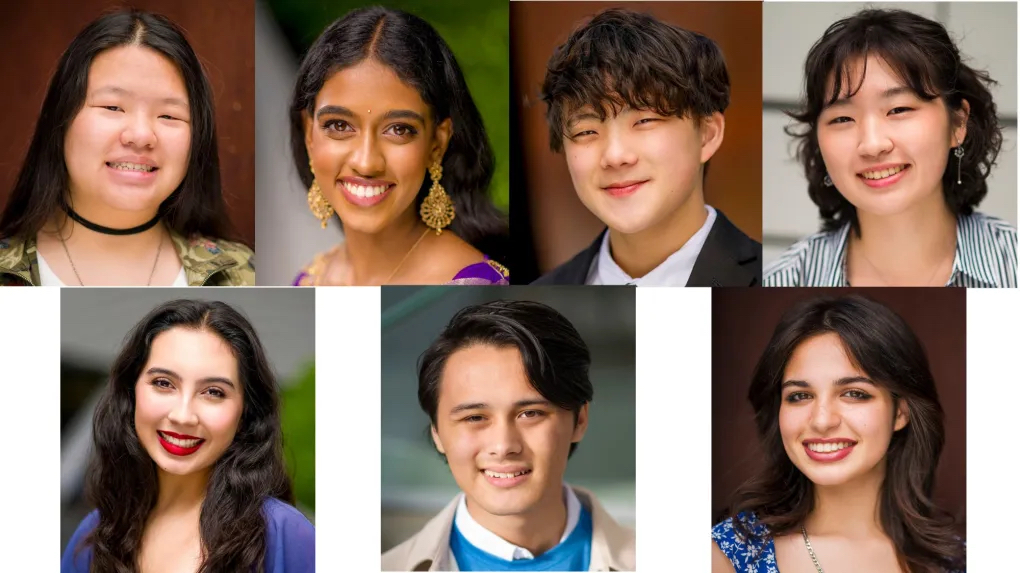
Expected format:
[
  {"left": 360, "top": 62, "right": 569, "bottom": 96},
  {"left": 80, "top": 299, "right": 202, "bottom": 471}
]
[
  {"left": 202, "top": 402, "right": 242, "bottom": 439},
  {"left": 159, "top": 125, "right": 192, "bottom": 164},
  {"left": 133, "top": 389, "right": 164, "bottom": 427}
]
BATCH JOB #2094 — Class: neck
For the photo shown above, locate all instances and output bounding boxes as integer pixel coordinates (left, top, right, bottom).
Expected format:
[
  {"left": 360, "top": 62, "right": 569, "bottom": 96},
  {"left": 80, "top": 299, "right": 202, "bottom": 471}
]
[
  {"left": 67, "top": 192, "right": 163, "bottom": 232},
  {"left": 805, "top": 464, "right": 887, "bottom": 538},
  {"left": 343, "top": 211, "right": 428, "bottom": 284},
  {"left": 608, "top": 190, "right": 708, "bottom": 279},
  {"left": 466, "top": 485, "right": 567, "bottom": 556},
  {"left": 47, "top": 213, "right": 167, "bottom": 256},
  {"left": 155, "top": 467, "right": 210, "bottom": 515},
  {"left": 850, "top": 196, "right": 957, "bottom": 285}
]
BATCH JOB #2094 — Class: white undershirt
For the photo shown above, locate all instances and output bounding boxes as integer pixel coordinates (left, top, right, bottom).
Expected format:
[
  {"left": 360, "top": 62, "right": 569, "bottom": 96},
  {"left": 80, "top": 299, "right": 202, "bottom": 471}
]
[
  {"left": 587, "top": 205, "right": 717, "bottom": 286},
  {"left": 452, "top": 484, "right": 582, "bottom": 561},
  {"left": 37, "top": 250, "right": 188, "bottom": 286}
]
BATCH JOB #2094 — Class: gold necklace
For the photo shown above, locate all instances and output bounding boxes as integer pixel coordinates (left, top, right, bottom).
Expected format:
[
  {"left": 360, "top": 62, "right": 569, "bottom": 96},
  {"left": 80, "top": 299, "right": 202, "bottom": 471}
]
[
  {"left": 317, "top": 228, "right": 430, "bottom": 286},
  {"left": 384, "top": 228, "right": 430, "bottom": 284},
  {"left": 59, "top": 230, "right": 163, "bottom": 286},
  {"left": 801, "top": 526, "right": 825, "bottom": 573}
]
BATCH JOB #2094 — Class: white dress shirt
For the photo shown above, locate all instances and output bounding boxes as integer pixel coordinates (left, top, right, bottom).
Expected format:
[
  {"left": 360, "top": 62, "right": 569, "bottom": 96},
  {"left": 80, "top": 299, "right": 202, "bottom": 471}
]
[
  {"left": 587, "top": 205, "right": 717, "bottom": 286},
  {"left": 452, "top": 484, "right": 582, "bottom": 561}
]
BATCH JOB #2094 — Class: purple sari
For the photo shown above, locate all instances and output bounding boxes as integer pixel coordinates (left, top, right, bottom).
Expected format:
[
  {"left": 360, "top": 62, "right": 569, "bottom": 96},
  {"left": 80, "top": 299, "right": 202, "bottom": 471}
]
[{"left": 293, "top": 256, "right": 509, "bottom": 285}]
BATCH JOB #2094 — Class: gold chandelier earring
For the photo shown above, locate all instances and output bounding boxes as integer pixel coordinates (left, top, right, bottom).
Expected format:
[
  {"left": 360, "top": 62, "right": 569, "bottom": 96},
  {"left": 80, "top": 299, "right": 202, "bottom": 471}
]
[
  {"left": 419, "top": 159, "right": 455, "bottom": 234},
  {"left": 307, "top": 158, "right": 334, "bottom": 229}
]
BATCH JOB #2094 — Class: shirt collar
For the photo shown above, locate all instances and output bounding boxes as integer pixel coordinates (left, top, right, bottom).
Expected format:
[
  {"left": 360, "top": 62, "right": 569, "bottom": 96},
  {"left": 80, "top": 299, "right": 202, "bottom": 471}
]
[{"left": 453, "top": 484, "right": 582, "bottom": 561}]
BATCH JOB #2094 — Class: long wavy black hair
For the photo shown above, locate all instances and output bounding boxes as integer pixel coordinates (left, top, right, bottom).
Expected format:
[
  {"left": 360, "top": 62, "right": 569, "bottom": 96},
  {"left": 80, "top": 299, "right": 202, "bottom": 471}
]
[
  {"left": 786, "top": 9, "right": 1001, "bottom": 235},
  {"left": 289, "top": 6, "right": 508, "bottom": 262},
  {"left": 726, "top": 295, "right": 964, "bottom": 572},
  {"left": 0, "top": 9, "right": 236, "bottom": 242},
  {"left": 81, "top": 299, "right": 292, "bottom": 572}
]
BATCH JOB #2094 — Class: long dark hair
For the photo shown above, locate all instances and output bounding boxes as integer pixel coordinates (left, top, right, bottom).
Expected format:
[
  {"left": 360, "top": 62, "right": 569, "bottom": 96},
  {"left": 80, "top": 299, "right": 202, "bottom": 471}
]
[
  {"left": 289, "top": 6, "right": 508, "bottom": 262},
  {"left": 0, "top": 9, "right": 235, "bottom": 242},
  {"left": 727, "top": 295, "right": 964, "bottom": 572},
  {"left": 82, "top": 300, "right": 293, "bottom": 573},
  {"left": 786, "top": 9, "right": 1001, "bottom": 235}
]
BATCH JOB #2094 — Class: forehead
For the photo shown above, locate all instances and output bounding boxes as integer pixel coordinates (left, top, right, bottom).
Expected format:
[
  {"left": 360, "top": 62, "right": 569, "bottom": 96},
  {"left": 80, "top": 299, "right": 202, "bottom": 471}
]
[
  {"left": 825, "top": 55, "right": 914, "bottom": 102},
  {"left": 146, "top": 327, "right": 238, "bottom": 378},
  {"left": 88, "top": 45, "right": 188, "bottom": 101},
  {"left": 316, "top": 58, "right": 429, "bottom": 117},
  {"left": 437, "top": 345, "right": 542, "bottom": 406},
  {"left": 784, "top": 332, "right": 864, "bottom": 382}
]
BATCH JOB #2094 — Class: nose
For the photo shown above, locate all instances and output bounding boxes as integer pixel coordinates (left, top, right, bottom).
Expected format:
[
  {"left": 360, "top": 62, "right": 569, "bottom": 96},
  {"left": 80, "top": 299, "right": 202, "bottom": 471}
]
[
  {"left": 348, "top": 131, "right": 385, "bottom": 176},
  {"left": 808, "top": 398, "right": 840, "bottom": 434},
  {"left": 857, "top": 116, "right": 893, "bottom": 158},
  {"left": 599, "top": 130, "right": 638, "bottom": 170},
  {"left": 487, "top": 418, "right": 523, "bottom": 458},
  {"left": 166, "top": 395, "right": 199, "bottom": 427},
  {"left": 120, "top": 112, "right": 157, "bottom": 149}
]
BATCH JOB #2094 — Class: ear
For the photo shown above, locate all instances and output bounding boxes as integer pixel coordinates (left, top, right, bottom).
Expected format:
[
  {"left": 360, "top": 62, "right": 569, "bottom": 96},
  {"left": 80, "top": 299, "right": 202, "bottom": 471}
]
[
  {"left": 303, "top": 110, "right": 315, "bottom": 157},
  {"left": 952, "top": 99, "right": 970, "bottom": 147},
  {"left": 430, "top": 425, "right": 446, "bottom": 455},
  {"left": 571, "top": 403, "right": 590, "bottom": 444},
  {"left": 430, "top": 117, "right": 453, "bottom": 165},
  {"left": 893, "top": 399, "right": 909, "bottom": 432},
  {"left": 699, "top": 112, "right": 725, "bottom": 164}
]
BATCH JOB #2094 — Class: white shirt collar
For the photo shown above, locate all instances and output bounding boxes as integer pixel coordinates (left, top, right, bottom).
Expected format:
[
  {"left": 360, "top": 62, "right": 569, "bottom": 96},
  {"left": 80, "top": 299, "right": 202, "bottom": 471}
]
[
  {"left": 452, "top": 484, "right": 582, "bottom": 561},
  {"left": 586, "top": 205, "right": 717, "bottom": 286},
  {"left": 37, "top": 250, "right": 188, "bottom": 286}
]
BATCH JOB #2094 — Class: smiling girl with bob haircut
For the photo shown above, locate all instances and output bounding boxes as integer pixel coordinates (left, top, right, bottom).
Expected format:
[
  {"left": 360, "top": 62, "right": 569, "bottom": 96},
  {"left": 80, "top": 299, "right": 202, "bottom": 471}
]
[
  {"left": 61, "top": 299, "right": 314, "bottom": 572},
  {"left": 290, "top": 6, "right": 509, "bottom": 286},
  {"left": 0, "top": 10, "right": 253, "bottom": 287},
  {"left": 764, "top": 9, "right": 1016, "bottom": 288},
  {"left": 712, "top": 295, "right": 964, "bottom": 572}
]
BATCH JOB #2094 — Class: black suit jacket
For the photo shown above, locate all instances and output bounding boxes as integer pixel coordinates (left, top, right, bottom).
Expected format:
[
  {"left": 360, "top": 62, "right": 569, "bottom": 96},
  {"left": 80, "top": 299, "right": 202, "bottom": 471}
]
[{"left": 530, "top": 209, "right": 761, "bottom": 286}]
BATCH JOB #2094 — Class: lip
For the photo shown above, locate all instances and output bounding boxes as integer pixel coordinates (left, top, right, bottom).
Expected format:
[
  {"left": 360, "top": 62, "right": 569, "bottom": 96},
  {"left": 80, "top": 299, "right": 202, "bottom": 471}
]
[
  {"left": 106, "top": 155, "right": 160, "bottom": 184},
  {"left": 601, "top": 179, "right": 648, "bottom": 197},
  {"left": 480, "top": 467, "right": 532, "bottom": 489},
  {"left": 802, "top": 439, "right": 857, "bottom": 462},
  {"left": 157, "top": 430, "right": 205, "bottom": 457},
  {"left": 857, "top": 163, "right": 910, "bottom": 189},
  {"left": 337, "top": 176, "right": 394, "bottom": 207}
]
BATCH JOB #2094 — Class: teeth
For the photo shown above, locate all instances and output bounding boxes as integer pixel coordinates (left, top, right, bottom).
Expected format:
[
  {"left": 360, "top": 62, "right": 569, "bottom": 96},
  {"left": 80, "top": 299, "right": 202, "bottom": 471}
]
[
  {"left": 484, "top": 469, "right": 531, "bottom": 479},
  {"left": 860, "top": 165, "right": 906, "bottom": 180},
  {"left": 807, "top": 441, "right": 853, "bottom": 453},
  {"left": 109, "top": 161, "right": 156, "bottom": 172},
  {"left": 159, "top": 431, "right": 202, "bottom": 448},
  {"left": 344, "top": 182, "right": 388, "bottom": 198}
]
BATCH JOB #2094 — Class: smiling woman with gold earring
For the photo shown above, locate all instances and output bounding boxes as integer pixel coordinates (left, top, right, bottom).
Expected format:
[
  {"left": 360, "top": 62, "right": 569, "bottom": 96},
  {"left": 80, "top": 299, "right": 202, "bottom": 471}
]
[{"left": 289, "top": 6, "right": 509, "bottom": 286}]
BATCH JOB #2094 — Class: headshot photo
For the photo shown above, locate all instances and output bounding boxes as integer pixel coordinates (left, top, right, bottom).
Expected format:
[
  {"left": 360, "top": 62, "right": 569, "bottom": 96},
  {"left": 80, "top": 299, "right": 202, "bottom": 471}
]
[
  {"left": 60, "top": 289, "right": 315, "bottom": 572},
  {"left": 711, "top": 288, "right": 966, "bottom": 572},
  {"left": 0, "top": 2, "right": 256, "bottom": 286},
  {"left": 762, "top": 3, "right": 1017, "bottom": 287},
  {"left": 380, "top": 286, "right": 635, "bottom": 571},
  {"left": 256, "top": 1, "right": 509, "bottom": 286},
  {"left": 510, "top": 1, "right": 763, "bottom": 286}
]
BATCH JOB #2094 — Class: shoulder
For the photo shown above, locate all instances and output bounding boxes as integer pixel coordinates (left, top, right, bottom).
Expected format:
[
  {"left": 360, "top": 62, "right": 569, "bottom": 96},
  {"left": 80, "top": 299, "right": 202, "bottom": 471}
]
[
  {"left": 449, "top": 258, "right": 510, "bottom": 284},
  {"left": 960, "top": 211, "right": 1017, "bottom": 247},
  {"left": 293, "top": 248, "right": 336, "bottom": 286},
  {"left": 263, "top": 498, "right": 314, "bottom": 536},
  {"left": 532, "top": 233, "right": 603, "bottom": 285},
  {"left": 262, "top": 499, "right": 315, "bottom": 573},
  {"left": 0, "top": 235, "right": 33, "bottom": 279},
  {"left": 382, "top": 497, "right": 459, "bottom": 571},
  {"left": 711, "top": 513, "right": 776, "bottom": 573},
  {"left": 61, "top": 510, "right": 99, "bottom": 572},
  {"left": 763, "top": 227, "right": 846, "bottom": 287},
  {"left": 174, "top": 234, "right": 255, "bottom": 286}
]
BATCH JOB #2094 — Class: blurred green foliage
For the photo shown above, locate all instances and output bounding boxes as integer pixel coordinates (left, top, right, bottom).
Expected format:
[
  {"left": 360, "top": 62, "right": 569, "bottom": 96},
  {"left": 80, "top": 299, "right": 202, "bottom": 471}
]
[
  {"left": 281, "top": 361, "right": 316, "bottom": 515},
  {"left": 266, "top": 0, "right": 510, "bottom": 211}
]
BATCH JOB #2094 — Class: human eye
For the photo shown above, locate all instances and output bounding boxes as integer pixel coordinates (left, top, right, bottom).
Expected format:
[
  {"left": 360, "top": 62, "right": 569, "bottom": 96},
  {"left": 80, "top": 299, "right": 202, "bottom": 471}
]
[
  {"left": 461, "top": 414, "right": 485, "bottom": 423},
  {"left": 568, "top": 128, "right": 597, "bottom": 140},
  {"left": 888, "top": 106, "right": 915, "bottom": 116},
  {"left": 784, "top": 391, "right": 811, "bottom": 403},
  {"left": 204, "top": 387, "right": 227, "bottom": 399},
  {"left": 322, "top": 119, "right": 354, "bottom": 135},
  {"left": 843, "top": 389, "right": 873, "bottom": 401},
  {"left": 827, "top": 116, "right": 853, "bottom": 125},
  {"left": 150, "top": 377, "right": 174, "bottom": 390},
  {"left": 99, "top": 105, "right": 124, "bottom": 112},
  {"left": 635, "top": 117, "right": 661, "bottom": 126},
  {"left": 519, "top": 409, "right": 546, "bottom": 420},
  {"left": 385, "top": 123, "right": 418, "bottom": 139}
]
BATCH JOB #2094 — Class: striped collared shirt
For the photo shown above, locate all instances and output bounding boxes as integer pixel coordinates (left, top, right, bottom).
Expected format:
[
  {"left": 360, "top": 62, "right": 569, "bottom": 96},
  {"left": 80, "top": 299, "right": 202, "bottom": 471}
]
[{"left": 764, "top": 211, "right": 1017, "bottom": 287}]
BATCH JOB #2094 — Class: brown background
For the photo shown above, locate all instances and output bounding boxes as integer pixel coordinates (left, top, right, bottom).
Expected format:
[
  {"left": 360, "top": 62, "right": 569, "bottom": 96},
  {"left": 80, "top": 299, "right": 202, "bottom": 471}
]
[
  {"left": 510, "top": 1, "right": 763, "bottom": 282},
  {"left": 711, "top": 288, "right": 967, "bottom": 529},
  {"left": 0, "top": 0, "right": 255, "bottom": 245}
]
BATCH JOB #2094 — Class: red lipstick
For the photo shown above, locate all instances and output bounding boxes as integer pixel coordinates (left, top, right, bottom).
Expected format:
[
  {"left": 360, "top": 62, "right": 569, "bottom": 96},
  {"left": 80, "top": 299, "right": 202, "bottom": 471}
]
[{"left": 157, "top": 430, "right": 205, "bottom": 456}]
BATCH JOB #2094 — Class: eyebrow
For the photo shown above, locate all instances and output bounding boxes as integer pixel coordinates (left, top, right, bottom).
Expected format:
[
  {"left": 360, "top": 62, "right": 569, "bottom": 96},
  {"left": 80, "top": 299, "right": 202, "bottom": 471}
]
[
  {"left": 823, "top": 86, "right": 917, "bottom": 110},
  {"left": 449, "top": 399, "right": 553, "bottom": 415},
  {"left": 566, "top": 112, "right": 602, "bottom": 128},
  {"left": 315, "top": 105, "right": 426, "bottom": 124},
  {"left": 91, "top": 86, "right": 188, "bottom": 108},
  {"left": 145, "top": 367, "right": 236, "bottom": 389},
  {"left": 781, "top": 376, "right": 876, "bottom": 390}
]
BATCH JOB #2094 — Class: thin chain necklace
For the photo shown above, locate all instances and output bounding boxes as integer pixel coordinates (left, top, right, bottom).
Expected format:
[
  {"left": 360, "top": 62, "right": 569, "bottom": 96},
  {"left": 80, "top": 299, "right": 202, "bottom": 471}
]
[
  {"left": 853, "top": 239, "right": 955, "bottom": 286},
  {"left": 59, "top": 229, "right": 164, "bottom": 286},
  {"left": 801, "top": 526, "right": 825, "bottom": 573},
  {"left": 317, "top": 227, "right": 430, "bottom": 286}
]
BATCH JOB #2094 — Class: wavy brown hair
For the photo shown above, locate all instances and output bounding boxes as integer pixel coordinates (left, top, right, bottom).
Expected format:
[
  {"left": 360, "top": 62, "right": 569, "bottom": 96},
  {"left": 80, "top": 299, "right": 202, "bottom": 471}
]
[
  {"left": 80, "top": 300, "right": 293, "bottom": 572},
  {"left": 726, "top": 295, "right": 964, "bottom": 572}
]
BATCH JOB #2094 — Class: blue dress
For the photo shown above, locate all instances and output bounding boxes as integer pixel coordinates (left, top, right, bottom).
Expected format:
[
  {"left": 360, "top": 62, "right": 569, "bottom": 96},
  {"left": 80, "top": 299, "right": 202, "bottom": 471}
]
[
  {"left": 712, "top": 512, "right": 965, "bottom": 573},
  {"left": 60, "top": 497, "right": 315, "bottom": 572}
]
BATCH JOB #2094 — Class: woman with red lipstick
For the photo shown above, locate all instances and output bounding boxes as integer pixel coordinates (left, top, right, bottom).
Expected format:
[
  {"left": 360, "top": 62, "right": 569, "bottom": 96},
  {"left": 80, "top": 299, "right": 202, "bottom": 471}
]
[
  {"left": 61, "top": 299, "right": 314, "bottom": 572},
  {"left": 764, "top": 9, "right": 1016, "bottom": 288},
  {"left": 711, "top": 295, "right": 964, "bottom": 572},
  {"left": 0, "top": 9, "right": 254, "bottom": 287},
  {"left": 288, "top": 7, "right": 509, "bottom": 286}
]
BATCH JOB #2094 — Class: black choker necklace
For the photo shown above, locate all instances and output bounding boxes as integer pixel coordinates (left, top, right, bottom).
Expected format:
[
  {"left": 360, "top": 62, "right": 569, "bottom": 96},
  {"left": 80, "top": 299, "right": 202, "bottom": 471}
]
[{"left": 64, "top": 206, "right": 161, "bottom": 236}]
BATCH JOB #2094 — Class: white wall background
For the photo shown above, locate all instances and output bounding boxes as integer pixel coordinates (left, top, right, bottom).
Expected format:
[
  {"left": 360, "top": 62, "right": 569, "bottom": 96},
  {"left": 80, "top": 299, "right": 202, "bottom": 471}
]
[{"left": 762, "top": 2, "right": 1018, "bottom": 267}]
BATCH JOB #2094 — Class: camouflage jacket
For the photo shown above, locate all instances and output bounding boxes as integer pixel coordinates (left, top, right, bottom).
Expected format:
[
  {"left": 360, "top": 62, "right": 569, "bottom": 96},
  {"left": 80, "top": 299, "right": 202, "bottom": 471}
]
[{"left": 0, "top": 233, "right": 255, "bottom": 286}]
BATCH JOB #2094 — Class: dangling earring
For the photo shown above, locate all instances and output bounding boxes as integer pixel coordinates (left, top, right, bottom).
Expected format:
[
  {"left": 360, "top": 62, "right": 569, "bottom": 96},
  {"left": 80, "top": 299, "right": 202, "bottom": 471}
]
[
  {"left": 954, "top": 145, "right": 965, "bottom": 185},
  {"left": 419, "top": 159, "right": 455, "bottom": 234},
  {"left": 307, "top": 158, "right": 333, "bottom": 229},
  {"left": 823, "top": 174, "right": 833, "bottom": 187}
]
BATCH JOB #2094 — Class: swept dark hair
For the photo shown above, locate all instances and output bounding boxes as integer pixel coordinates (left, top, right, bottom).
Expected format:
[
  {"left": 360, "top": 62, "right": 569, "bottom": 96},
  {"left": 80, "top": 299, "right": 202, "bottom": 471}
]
[
  {"left": 727, "top": 295, "right": 964, "bottom": 572},
  {"left": 542, "top": 8, "right": 730, "bottom": 153},
  {"left": 82, "top": 299, "right": 293, "bottom": 573},
  {"left": 289, "top": 6, "right": 508, "bottom": 262},
  {"left": 787, "top": 8, "right": 1001, "bottom": 234},
  {"left": 417, "top": 300, "right": 593, "bottom": 457},
  {"left": 0, "top": 9, "right": 235, "bottom": 242}
]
